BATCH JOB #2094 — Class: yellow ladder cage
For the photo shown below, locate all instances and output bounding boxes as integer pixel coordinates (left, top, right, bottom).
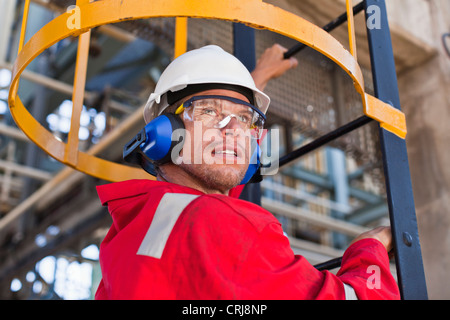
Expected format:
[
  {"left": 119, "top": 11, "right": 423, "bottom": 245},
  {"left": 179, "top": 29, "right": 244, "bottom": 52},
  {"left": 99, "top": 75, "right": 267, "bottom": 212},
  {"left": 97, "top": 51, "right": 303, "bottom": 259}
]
[{"left": 8, "top": 0, "right": 406, "bottom": 183}]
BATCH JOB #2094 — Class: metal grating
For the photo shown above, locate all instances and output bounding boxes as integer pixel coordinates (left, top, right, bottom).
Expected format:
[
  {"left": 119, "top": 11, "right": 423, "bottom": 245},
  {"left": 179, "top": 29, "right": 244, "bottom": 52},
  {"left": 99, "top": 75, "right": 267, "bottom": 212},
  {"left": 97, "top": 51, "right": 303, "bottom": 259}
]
[
  {"left": 30, "top": 0, "right": 386, "bottom": 187},
  {"left": 111, "top": 17, "right": 385, "bottom": 191},
  {"left": 187, "top": 18, "right": 234, "bottom": 53}
]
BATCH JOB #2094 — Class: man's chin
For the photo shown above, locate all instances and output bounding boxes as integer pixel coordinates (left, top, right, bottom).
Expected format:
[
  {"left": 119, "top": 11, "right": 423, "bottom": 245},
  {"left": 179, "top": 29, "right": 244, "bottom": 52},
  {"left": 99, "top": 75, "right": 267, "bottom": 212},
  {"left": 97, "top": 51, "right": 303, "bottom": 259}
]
[{"left": 180, "top": 163, "right": 247, "bottom": 192}]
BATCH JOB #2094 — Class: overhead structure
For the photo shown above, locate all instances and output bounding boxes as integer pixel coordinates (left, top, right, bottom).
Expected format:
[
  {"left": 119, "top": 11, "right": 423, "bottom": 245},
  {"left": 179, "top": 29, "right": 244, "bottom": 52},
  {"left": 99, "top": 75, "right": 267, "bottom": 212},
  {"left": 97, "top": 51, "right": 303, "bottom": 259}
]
[{"left": 9, "top": 0, "right": 406, "bottom": 182}]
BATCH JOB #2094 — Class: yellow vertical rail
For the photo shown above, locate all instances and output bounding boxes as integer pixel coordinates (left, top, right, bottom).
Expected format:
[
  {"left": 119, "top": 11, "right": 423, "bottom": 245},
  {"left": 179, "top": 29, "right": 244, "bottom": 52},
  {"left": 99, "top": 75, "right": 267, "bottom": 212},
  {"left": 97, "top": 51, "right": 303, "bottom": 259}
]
[
  {"left": 346, "top": 0, "right": 357, "bottom": 59},
  {"left": 64, "top": 0, "right": 91, "bottom": 165},
  {"left": 174, "top": 17, "right": 188, "bottom": 59},
  {"left": 17, "top": 0, "right": 30, "bottom": 54}
]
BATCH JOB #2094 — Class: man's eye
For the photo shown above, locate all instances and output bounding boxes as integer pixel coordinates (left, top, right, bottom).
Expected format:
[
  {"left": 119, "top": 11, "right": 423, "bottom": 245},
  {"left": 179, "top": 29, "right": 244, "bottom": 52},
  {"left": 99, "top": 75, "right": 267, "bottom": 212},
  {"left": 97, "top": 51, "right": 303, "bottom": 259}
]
[
  {"left": 238, "top": 114, "right": 252, "bottom": 123},
  {"left": 202, "top": 108, "right": 216, "bottom": 115}
]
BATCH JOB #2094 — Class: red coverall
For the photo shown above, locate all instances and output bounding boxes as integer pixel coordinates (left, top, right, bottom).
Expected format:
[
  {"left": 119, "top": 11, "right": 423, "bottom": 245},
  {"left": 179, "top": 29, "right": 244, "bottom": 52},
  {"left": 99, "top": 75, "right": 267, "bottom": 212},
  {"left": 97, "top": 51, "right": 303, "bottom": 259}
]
[{"left": 95, "top": 179, "right": 400, "bottom": 300}]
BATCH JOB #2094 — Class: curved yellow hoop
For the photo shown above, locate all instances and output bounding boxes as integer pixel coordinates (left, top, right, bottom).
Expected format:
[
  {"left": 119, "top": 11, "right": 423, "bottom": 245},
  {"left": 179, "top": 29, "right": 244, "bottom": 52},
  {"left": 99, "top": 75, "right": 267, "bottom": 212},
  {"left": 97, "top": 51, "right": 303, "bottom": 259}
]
[{"left": 8, "top": 0, "right": 406, "bottom": 182}]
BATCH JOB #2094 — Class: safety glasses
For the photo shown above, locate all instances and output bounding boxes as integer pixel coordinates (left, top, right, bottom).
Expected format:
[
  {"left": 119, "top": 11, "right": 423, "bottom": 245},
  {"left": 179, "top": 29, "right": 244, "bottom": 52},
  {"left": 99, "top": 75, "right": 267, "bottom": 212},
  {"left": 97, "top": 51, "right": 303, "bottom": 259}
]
[{"left": 175, "top": 95, "right": 266, "bottom": 139}]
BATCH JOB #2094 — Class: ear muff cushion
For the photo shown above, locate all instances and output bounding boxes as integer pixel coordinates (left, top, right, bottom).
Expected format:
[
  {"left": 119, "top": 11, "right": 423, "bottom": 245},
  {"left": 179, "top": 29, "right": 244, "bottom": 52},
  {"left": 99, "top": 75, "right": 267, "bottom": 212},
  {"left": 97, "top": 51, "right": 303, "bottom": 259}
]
[{"left": 140, "top": 114, "right": 185, "bottom": 165}]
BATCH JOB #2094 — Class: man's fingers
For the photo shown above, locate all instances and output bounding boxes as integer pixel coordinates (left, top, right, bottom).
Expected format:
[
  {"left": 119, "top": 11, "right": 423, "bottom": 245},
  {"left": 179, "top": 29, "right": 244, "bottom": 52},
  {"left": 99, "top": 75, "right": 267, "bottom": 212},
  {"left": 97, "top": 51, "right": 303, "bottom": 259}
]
[{"left": 350, "top": 226, "right": 393, "bottom": 252}]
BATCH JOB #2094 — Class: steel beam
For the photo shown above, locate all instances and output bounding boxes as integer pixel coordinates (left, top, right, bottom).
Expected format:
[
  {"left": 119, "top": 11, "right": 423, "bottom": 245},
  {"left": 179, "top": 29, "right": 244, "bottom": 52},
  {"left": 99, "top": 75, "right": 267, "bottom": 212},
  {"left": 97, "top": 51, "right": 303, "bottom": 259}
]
[{"left": 280, "top": 166, "right": 383, "bottom": 205}]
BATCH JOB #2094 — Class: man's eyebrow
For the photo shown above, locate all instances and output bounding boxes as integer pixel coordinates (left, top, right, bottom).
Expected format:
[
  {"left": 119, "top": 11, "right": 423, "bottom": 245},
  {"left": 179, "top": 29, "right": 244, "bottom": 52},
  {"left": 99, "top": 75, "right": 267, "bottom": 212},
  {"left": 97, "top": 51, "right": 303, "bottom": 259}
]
[{"left": 236, "top": 106, "right": 254, "bottom": 114}]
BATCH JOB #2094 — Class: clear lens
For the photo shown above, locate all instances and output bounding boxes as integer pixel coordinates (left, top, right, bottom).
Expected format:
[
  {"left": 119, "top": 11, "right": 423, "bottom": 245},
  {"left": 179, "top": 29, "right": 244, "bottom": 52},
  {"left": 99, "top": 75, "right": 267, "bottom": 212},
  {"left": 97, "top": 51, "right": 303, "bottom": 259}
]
[{"left": 182, "top": 96, "right": 265, "bottom": 139}]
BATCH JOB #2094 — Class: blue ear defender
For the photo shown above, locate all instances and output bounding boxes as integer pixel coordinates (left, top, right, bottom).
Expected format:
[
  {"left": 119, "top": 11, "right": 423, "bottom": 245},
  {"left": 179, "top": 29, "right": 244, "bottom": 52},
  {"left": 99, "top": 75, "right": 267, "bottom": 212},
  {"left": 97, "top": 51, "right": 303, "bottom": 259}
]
[
  {"left": 123, "top": 114, "right": 185, "bottom": 176},
  {"left": 239, "top": 142, "right": 261, "bottom": 185},
  {"left": 123, "top": 113, "right": 262, "bottom": 185}
]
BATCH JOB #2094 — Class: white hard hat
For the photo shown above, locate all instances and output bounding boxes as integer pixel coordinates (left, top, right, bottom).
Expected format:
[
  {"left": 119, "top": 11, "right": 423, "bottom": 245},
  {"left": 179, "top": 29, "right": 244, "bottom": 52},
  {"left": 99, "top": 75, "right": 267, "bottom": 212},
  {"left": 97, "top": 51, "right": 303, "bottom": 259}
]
[{"left": 143, "top": 45, "right": 270, "bottom": 123}]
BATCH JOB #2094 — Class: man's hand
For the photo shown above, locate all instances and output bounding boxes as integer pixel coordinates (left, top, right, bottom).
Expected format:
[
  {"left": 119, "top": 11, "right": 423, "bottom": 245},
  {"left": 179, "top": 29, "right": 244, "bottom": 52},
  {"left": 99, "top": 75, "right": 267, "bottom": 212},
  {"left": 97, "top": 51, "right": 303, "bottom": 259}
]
[
  {"left": 251, "top": 44, "right": 299, "bottom": 91},
  {"left": 350, "top": 226, "right": 393, "bottom": 253}
]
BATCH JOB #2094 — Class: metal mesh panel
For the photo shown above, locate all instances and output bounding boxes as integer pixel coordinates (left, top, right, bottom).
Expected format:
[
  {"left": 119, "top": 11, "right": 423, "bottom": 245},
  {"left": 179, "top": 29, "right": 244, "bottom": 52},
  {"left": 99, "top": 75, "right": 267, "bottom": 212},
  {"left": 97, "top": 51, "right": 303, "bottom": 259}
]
[
  {"left": 261, "top": 42, "right": 338, "bottom": 134},
  {"left": 253, "top": 30, "right": 383, "bottom": 178},
  {"left": 187, "top": 20, "right": 384, "bottom": 192},
  {"left": 40, "top": 2, "right": 385, "bottom": 190},
  {"left": 187, "top": 18, "right": 234, "bottom": 53},
  {"left": 114, "top": 17, "right": 385, "bottom": 191},
  {"left": 113, "top": 18, "right": 176, "bottom": 57}
]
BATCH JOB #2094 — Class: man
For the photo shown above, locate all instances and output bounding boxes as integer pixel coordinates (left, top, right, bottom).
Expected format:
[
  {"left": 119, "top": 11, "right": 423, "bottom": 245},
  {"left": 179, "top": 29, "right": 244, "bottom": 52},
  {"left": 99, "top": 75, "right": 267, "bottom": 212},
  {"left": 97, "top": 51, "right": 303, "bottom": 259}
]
[{"left": 95, "top": 44, "right": 400, "bottom": 300}]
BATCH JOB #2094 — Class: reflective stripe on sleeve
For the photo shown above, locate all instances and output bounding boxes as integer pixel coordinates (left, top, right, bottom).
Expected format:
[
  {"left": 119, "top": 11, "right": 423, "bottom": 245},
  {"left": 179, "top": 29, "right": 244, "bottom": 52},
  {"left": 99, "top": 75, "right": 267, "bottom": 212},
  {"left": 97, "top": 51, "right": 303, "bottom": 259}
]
[
  {"left": 137, "top": 193, "right": 199, "bottom": 259},
  {"left": 344, "top": 283, "right": 358, "bottom": 300}
]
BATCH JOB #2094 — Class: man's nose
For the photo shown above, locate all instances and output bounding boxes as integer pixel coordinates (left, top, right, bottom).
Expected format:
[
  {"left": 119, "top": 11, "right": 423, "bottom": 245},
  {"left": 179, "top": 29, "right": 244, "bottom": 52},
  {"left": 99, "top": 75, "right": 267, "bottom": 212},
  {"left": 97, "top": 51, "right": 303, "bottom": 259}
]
[{"left": 219, "top": 117, "right": 243, "bottom": 137}]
